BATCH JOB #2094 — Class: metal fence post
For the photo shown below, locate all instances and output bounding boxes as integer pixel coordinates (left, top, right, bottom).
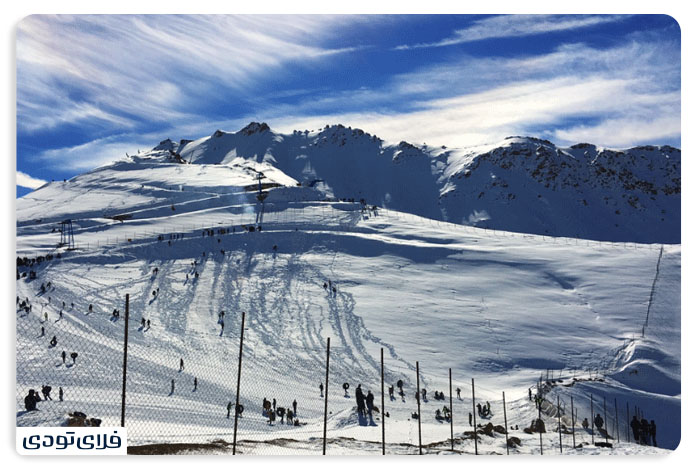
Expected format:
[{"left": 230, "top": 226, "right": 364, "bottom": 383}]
[
  {"left": 471, "top": 378, "right": 478, "bottom": 455},
  {"left": 381, "top": 348, "right": 385, "bottom": 455},
  {"left": 615, "top": 398, "right": 620, "bottom": 444},
  {"left": 538, "top": 388, "right": 543, "bottom": 454},
  {"left": 232, "top": 312, "right": 245, "bottom": 455},
  {"left": 502, "top": 391, "right": 509, "bottom": 455},
  {"left": 449, "top": 368, "right": 454, "bottom": 451},
  {"left": 323, "top": 337, "right": 330, "bottom": 455},
  {"left": 416, "top": 361, "right": 422, "bottom": 455},
  {"left": 120, "top": 294, "right": 129, "bottom": 427},
  {"left": 626, "top": 402, "right": 630, "bottom": 442}
]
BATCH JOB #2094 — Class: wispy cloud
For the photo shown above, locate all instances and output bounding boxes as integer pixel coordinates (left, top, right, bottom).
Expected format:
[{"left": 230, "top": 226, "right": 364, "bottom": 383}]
[
  {"left": 395, "top": 15, "right": 627, "bottom": 49},
  {"left": 17, "top": 15, "right": 363, "bottom": 133},
  {"left": 36, "top": 135, "right": 154, "bottom": 172},
  {"left": 16, "top": 171, "right": 47, "bottom": 189},
  {"left": 270, "top": 40, "right": 680, "bottom": 149}
]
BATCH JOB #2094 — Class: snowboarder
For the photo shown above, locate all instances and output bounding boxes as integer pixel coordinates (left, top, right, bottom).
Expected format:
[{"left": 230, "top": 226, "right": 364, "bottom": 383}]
[
  {"left": 50, "top": 336, "right": 57, "bottom": 347},
  {"left": 24, "top": 390, "right": 38, "bottom": 411},
  {"left": 61, "top": 350, "right": 66, "bottom": 364},
  {"left": 179, "top": 358, "right": 184, "bottom": 372},
  {"left": 193, "top": 377, "right": 198, "bottom": 391},
  {"left": 59, "top": 387, "right": 63, "bottom": 402},
  {"left": 293, "top": 399, "right": 297, "bottom": 416},
  {"left": 366, "top": 391, "right": 375, "bottom": 420},
  {"left": 227, "top": 401, "right": 232, "bottom": 418},
  {"left": 319, "top": 382, "right": 324, "bottom": 397},
  {"left": 70, "top": 352, "right": 78, "bottom": 364},
  {"left": 41, "top": 385, "right": 52, "bottom": 400},
  {"left": 649, "top": 420, "right": 657, "bottom": 447}
]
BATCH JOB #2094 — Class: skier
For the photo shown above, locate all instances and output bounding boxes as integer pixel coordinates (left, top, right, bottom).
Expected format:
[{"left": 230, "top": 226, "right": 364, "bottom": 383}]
[
  {"left": 227, "top": 401, "right": 232, "bottom": 418},
  {"left": 343, "top": 382, "right": 350, "bottom": 397},
  {"left": 141, "top": 318, "right": 146, "bottom": 328},
  {"left": 649, "top": 420, "right": 657, "bottom": 447},
  {"left": 70, "top": 352, "right": 78, "bottom": 364},
  {"left": 293, "top": 399, "right": 297, "bottom": 416},
  {"left": 193, "top": 377, "right": 198, "bottom": 391},
  {"left": 323, "top": 282, "right": 327, "bottom": 290},
  {"left": 356, "top": 384, "right": 366, "bottom": 417},
  {"left": 640, "top": 418, "right": 650, "bottom": 445},
  {"left": 24, "top": 390, "right": 38, "bottom": 411},
  {"left": 61, "top": 350, "right": 66, "bottom": 364},
  {"left": 170, "top": 379, "right": 175, "bottom": 394},
  {"left": 422, "top": 388, "right": 427, "bottom": 401},
  {"left": 582, "top": 418, "right": 589, "bottom": 429},
  {"left": 486, "top": 401, "right": 491, "bottom": 414},
  {"left": 179, "top": 358, "right": 184, "bottom": 372},
  {"left": 273, "top": 398, "right": 277, "bottom": 412},
  {"left": 528, "top": 388, "right": 532, "bottom": 400},
  {"left": 456, "top": 387, "right": 461, "bottom": 400},
  {"left": 50, "top": 336, "right": 57, "bottom": 347},
  {"left": 88, "top": 304, "right": 93, "bottom": 314},
  {"left": 147, "top": 319, "right": 151, "bottom": 328},
  {"left": 287, "top": 409, "right": 294, "bottom": 425},
  {"left": 41, "top": 385, "right": 52, "bottom": 400},
  {"left": 44, "top": 311, "right": 48, "bottom": 322},
  {"left": 59, "top": 309, "right": 63, "bottom": 320},
  {"left": 319, "top": 382, "right": 324, "bottom": 397},
  {"left": 594, "top": 413, "right": 604, "bottom": 431},
  {"left": 476, "top": 403, "right": 482, "bottom": 417},
  {"left": 59, "top": 387, "right": 63, "bottom": 402},
  {"left": 389, "top": 385, "right": 394, "bottom": 399},
  {"left": 366, "top": 391, "right": 375, "bottom": 421},
  {"left": 397, "top": 380, "right": 404, "bottom": 397},
  {"left": 277, "top": 407, "right": 285, "bottom": 424},
  {"left": 631, "top": 415, "right": 640, "bottom": 442},
  {"left": 40, "top": 326, "right": 45, "bottom": 337}
]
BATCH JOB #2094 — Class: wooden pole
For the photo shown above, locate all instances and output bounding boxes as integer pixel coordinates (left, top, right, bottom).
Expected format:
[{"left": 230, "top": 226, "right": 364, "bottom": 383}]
[
  {"left": 323, "top": 337, "right": 330, "bottom": 455},
  {"left": 381, "top": 348, "right": 385, "bottom": 455},
  {"left": 120, "top": 294, "right": 129, "bottom": 427},
  {"left": 471, "top": 378, "right": 478, "bottom": 455},
  {"left": 502, "top": 391, "right": 509, "bottom": 455},
  {"left": 590, "top": 395, "right": 595, "bottom": 445},
  {"left": 449, "top": 369, "right": 454, "bottom": 451},
  {"left": 557, "top": 395, "right": 563, "bottom": 453},
  {"left": 416, "top": 361, "right": 422, "bottom": 455},
  {"left": 571, "top": 395, "right": 576, "bottom": 449},
  {"left": 232, "top": 312, "right": 245, "bottom": 455}
]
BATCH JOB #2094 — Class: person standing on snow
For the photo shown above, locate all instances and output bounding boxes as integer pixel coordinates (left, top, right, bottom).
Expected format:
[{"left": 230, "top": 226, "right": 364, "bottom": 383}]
[{"left": 366, "top": 391, "right": 375, "bottom": 421}]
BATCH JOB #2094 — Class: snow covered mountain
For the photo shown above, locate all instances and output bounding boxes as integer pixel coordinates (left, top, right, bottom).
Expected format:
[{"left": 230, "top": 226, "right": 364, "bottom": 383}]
[
  {"left": 153, "top": 122, "right": 679, "bottom": 244},
  {"left": 15, "top": 123, "right": 680, "bottom": 454}
]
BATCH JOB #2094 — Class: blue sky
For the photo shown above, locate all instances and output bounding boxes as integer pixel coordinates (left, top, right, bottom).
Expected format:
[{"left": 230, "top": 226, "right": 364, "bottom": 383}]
[{"left": 16, "top": 14, "right": 681, "bottom": 197}]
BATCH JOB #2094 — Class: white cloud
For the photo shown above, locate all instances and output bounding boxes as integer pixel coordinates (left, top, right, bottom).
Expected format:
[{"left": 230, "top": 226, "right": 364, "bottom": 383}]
[
  {"left": 16, "top": 171, "right": 47, "bottom": 189},
  {"left": 396, "top": 14, "right": 627, "bottom": 49},
  {"left": 16, "top": 15, "right": 364, "bottom": 133},
  {"left": 37, "top": 136, "right": 153, "bottom": 172}
]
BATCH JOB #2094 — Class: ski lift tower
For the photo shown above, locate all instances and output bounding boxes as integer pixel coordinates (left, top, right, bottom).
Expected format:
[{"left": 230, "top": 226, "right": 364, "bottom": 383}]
[
  {"left": 59, "top": 219, "right": 75, "bottom": 250},
  {"left": 256, "top": 172, "right": 268, "bottom": 203}
]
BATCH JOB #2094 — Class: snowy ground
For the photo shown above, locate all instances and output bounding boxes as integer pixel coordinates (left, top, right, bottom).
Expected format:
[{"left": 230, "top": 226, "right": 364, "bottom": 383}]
[{"left": 16, "top": 161, "right": 680, "bottom": 455}]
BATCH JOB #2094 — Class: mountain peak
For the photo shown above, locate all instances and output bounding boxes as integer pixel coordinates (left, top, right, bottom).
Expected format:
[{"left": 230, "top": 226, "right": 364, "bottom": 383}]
[{"left": 240, "top": 122, "right": 270, "bottom": 136}]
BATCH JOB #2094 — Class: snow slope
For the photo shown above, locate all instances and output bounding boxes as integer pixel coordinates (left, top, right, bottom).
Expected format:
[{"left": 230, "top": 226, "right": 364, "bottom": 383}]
[{"left": 15, "top": 155, "right": 680, "bottom": 453}]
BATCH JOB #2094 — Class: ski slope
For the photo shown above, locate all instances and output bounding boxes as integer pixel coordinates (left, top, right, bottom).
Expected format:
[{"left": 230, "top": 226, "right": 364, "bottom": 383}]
[{"left": 15, "top": 155, "right": 680, "bottom": 454}]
